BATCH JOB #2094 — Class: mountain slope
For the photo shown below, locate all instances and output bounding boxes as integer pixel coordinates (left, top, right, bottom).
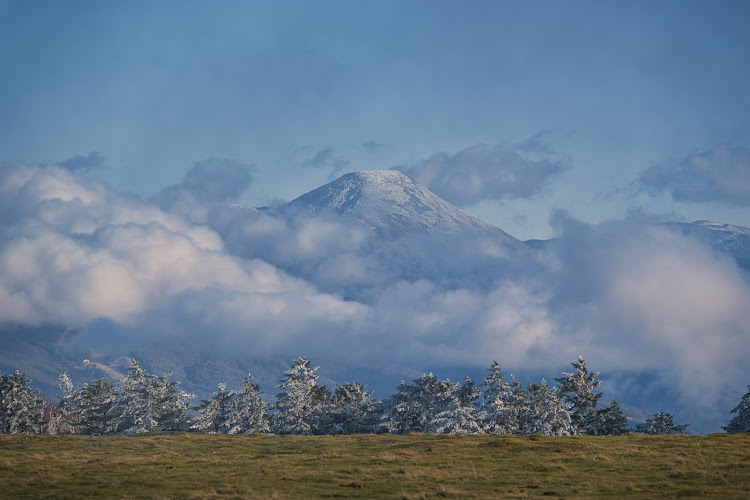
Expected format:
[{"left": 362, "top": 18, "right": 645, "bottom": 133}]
[
  {"left": 284, "top": 170, "right": 524, "bottom": 247},
  {"left": 663, "top": 220, "right": 750, "bottom": 270}
]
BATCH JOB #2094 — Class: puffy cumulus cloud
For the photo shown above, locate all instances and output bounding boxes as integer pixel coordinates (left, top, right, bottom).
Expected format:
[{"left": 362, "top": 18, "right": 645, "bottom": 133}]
[
  {"left": 153, "top": 157, "right": 254, "bottom": 219},
  {"left": 541, "top": 216, "right": 750, "bottom": 430},
  {"left": 638, "top": 144, "right": 750, "bottom": 205},
  {"left": 0, "top": 163, "right": 354, "bottom": 344},
  {"left": 399, "top": 142, "right": 568, "bottom": 205}
]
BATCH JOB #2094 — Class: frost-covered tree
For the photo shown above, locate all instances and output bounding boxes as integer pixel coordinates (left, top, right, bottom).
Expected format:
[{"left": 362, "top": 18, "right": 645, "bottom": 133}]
[
  {"left": 379, "top": 373, "right": 441, "bottom": 434},
  {"left": 0, "top": 371, "right": 47, "bottom": 434},
  {"left": 482, "top": 361, "right": 514, "bottom": 434},
  {"left": 723, "top": 385, "right": 750, "bottom": 434},
  {"left": 54, "top": 372, "right": 77, "bottom": 434},
  {"left": 152, "top": 373, "right": 190, "bottom": 431},
  {"left": 107, "top": 360, "right": 187, "bottom": 434},
  {"left": 379, "top": 373, "right": 482, "bottom": 435},
  {"left": 228, "top": 373, "right": 271, "bottom": 434},
  {"left": 589, "top": 400, "right": 630, "bottom": 436},
  {"left": 332, "top": 381, "right": 377, "bottom": 434},
  {"left": 431, "top": 377, "right": 483, "bottom": 435},
  {"left": 506, "top": 375, "right": 532, "bottom": 433},
  {"left": 554, "top": 356, "right": 603, "bottom": 434},
  {"left": 636, "top": 411, "right": 689, "bottom": 435},
  {"left": 193, "top": 383, "right": 235, "bottom": 433},
  {"left": 524, "top": 379, "right": 574, "bottom": 436},
  {"left": 274, "top": 357, "right": 333, "bottom": 435},
  {"left": 72, "top": 378, "right": 116, "bottom": 435}
]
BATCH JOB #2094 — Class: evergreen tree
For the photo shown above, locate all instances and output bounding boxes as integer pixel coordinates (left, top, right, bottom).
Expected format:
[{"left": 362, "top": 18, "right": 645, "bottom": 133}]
[
  {"left": 229, "top": 373, "right": 271, "bottom": 434},
  {"left": 72, "top": 378, "right": 116, "bottom": 435},
  {"left": 54, "top": 372, "right": 77, "bottom": 434},
  {"left": 108, "top": 360, "right": 187, "bottom": 434},
  {"left": 274, "top": 357, "right": 333, "bottom": 435},
  {"left": 0, "top": 371, "right": 47, "bottom": 434},
  {"left": 554, "top": 356, "right": 603, "bottom": 434},
  {"left": 193, "top": 383, "right": 235, "bottom": 433},
  {"left": 332, "top": 381, "right": 377, "bottom": 434},
  {"left": 152, "top": 373, "right": 190, "bottom": 431},
  {"left": 636, "top": 411, "right": 689, "bottom": 434},
  {"left": 589, "top": 400, "right": 630, "bottom": 436},
  {"left": 723, "top": 385, "right": 750, "bottom": 433},
  {"left": 379, "top": 373, "right": 443, "bottom": 434},
  {"left": 431, "top": 377, "right": 483, "bottom": 435},
  {"left": 525, "top": 379, "right": 574, "bottom": 436},
  {"left": 482, "top": 361, "right": 514, "bottom": 434},
  {"left": 506, "top": 375, "right": 531, "bottom": 433}
]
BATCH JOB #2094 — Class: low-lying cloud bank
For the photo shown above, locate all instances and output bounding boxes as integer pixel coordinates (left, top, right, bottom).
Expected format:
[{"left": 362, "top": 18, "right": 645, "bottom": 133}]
[{"left": 1, "top": 162, "right": 749, "bottom": 432}]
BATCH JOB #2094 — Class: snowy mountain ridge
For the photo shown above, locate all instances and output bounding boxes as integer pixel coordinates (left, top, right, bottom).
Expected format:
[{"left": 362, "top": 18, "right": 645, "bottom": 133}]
[{"left": 283, "top": 170, "right": 523, "bottom": 247}]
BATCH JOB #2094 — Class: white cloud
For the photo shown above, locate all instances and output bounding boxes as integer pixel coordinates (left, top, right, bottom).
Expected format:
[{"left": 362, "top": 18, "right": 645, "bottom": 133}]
[
  {"left": 638, "top": 144, "right": 750, "bottom": 205},
  {"left": 400, "top": 142, "right": 568, "bottom": 205}
]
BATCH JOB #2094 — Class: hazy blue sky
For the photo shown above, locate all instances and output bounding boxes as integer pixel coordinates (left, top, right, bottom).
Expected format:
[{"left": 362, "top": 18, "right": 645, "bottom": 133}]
[{"left": 2, "top": 0, "right": 749, "bottom": 239}]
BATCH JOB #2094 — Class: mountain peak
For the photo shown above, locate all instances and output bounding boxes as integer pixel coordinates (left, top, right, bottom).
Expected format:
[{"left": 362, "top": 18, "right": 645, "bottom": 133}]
[{"left": 286, "top": 170, "right": 522, "bottom": 245}]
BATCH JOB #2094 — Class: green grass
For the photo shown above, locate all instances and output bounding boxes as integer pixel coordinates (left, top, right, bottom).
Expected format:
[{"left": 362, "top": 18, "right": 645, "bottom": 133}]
[{"left": 1, "top": 433, "right": 749, "bottom": 499}]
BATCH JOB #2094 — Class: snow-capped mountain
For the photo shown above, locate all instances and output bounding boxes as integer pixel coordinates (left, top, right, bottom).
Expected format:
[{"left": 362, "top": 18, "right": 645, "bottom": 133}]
[
  {"left": 283, "top": 170, "right": 524, "bottom": 246},
  {"left": 663, "top": 220, "right": 750, "bottom": 270}
]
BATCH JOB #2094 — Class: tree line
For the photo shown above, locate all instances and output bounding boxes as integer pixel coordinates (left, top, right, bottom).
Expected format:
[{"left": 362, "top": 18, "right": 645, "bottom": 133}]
[{"left": 2, "top": 356, "right": 747, "bottom": 436}]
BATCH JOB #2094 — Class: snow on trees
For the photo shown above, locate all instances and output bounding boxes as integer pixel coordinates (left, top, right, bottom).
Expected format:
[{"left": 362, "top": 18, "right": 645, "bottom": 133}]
[
  {"left": 379, "top": 373, "right": 482, "bottom": 435},
  {"left": 193, "top": 383, "right": 235, "bottom": 434},
  {"left": 332, "top": 381, "right": 377, "bottom": 434},
  {"left": 0, "top": 371, "right": 47, "bottom": 434},
  {"left": 228, "top": 373, "right": 271, "bottom": 434},
  {"left": 482, "top": 361, "right": 515, "bottom": 434},
  {"left": 524, "top": 379, "right": 574, "bottom": 436},
  {"left": 274, "top": 357, "right": 333, "bottom": 435},
  {"left": 554, "top": 356, "right": 603, "bottom": 434},
  {"left": 724, "top": 385, "right": 750, "bottom": 433},
  {"left": 107, "top": 360, "right": 188, "bottom": 434},
  {"left": 589, "top": 400, "right": 630, "bottom": 436},
  {"left": 636, "top": 411, "right": 689, "bottom": 434}
]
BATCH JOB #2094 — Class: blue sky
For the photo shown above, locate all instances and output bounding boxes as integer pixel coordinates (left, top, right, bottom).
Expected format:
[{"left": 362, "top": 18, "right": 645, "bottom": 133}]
[{"left": 2, "top": 0, "right": 749, "bottom": 239}]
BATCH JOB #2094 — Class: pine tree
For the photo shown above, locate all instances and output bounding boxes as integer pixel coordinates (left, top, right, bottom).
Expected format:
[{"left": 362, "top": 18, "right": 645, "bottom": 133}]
[
  {"left": 636, "top": 411, "right": 689, "bottom": 434},
  {"left": 431, "top": 377, "right": 483, "bottom": 435},
  {"left": 554, "top": 356, "right": 603, "bottom": 434},
  {"left": 152, "top": 373, "right": 190, "bottom": 431},
  {"left": 274, "top": 357, "right": 333, "bottom": 435},
  {"left": 228, "top": 373, "right": 271, "bottom": 434},
  {"left": 378, "top": 374, "right": 439, "bottom": 434},
  {"left": 724, "top": 385, "right": 750, "bottom": 433},
  {"left": 525, "top": 379, "right": 574, "bottom": 436},
  {"left": 72, "top": 378, "right": 116, "bottom": 435},
  {"left": 332, "top": 381, "right": 377, "bottom": 434},
  {"left": 0, "top": 371, "right": 47, "bottom": 434},
  {"left": 589, "top": 400, "right": 630, "bottom": 436},
  {"left": 54, "top": 372, "right": 77, "bottom": 434},
  {"left": 193, "top": 383, "right": 235, "bottom": 433},
  {"left": 107, "top": 360, "right": 186, "bottom": 434},
  {"left": 507, "top": 375, "right": 531, "bottom": 433},
  {"left": 482, "top": 361, "right": 514, "bottom": 434}
]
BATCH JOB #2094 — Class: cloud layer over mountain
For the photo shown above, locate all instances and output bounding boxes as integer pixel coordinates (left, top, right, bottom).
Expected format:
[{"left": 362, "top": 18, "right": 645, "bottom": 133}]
[{"left": 1, "top": 162, "right": 749, "bottom": 431}]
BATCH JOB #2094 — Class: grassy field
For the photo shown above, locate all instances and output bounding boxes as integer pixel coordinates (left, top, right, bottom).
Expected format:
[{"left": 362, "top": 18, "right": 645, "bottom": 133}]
[{"left": 1, "top": 433, "right": 749, "bottom": 499}]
